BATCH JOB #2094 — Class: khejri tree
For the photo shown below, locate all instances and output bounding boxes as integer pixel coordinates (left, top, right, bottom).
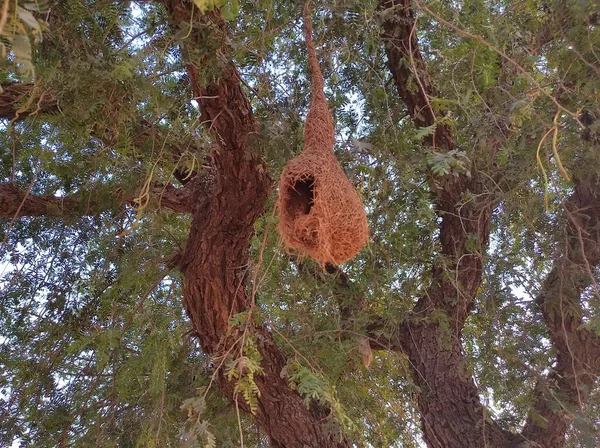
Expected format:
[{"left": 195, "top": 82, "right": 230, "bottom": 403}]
[{"left": 1, "top": 0, "right": 599, "bottom": 447}]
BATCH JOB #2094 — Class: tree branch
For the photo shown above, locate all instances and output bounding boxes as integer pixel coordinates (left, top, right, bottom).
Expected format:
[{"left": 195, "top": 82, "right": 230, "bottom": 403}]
[
  {"left": 380, "top": 0, "right": 490, "bottom": 316},
  {"left": 0, "top": 182, "right": 192, "bottom": 218},
  {"left": 0, "top": 82, "right": 58, "bottom": 121},
  {"left": 379, "top": 0, "right": 453, "bottom": 150},
  {"left": 379, "top": 2, "right": 521, "bottom": 446},
  {"left": 522, "top": 176, "right": 600, "bottom": 447},
  {"left": 379, "top": 2, "right": 600, "bottom": 445},
  {"left": 380, "top": 3, "right": 600, "bottom": 446},
  {"left": 163, "top": 2, "right": 347, "bottom": 446}
]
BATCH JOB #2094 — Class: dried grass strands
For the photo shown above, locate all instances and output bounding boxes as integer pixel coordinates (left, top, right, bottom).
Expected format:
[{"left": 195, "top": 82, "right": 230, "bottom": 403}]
[{"left": 276, "top": 2, "right": 368, "bottom": 265}]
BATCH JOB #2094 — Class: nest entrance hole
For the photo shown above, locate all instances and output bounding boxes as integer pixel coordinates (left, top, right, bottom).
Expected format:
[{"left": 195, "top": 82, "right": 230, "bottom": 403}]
[{"left": 285, "top": 176, "right": 315, "bottom": 218}]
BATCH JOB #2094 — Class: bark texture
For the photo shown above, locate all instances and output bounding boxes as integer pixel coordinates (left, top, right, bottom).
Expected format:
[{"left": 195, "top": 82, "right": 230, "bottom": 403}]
[
  {"left": 379, "top": 1, "right": 600, "bottom": 447},
  {"left": 163, "top": 2, "right": 349, "bottom": 446},
  {"left": 0, "top": 182, "right": 191, "bottom": 217},
  {"left": 380, "top": 2, "right": 514, "bottom": 445},
  {"left": 4, "top": 2, "right": 599, "bottom": 447}
]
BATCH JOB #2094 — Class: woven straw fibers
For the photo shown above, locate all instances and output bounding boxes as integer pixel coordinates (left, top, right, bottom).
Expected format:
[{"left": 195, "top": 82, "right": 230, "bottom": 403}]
[{"left": 276, "top": 3, "right": 368, "bottom": 265}]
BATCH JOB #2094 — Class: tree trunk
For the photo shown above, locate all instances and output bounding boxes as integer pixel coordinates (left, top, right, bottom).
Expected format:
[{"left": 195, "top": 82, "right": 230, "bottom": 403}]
[
  {"left": 380, "top": 1, "right": 600, "bottom": 446},
  {"left": 164, "top": 2, "right": 350, "bottom": 446}
]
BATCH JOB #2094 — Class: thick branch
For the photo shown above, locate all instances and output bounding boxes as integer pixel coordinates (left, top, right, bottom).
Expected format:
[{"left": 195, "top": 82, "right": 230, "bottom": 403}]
[
  {"left": 380, "top": 0, "right": 489, "bottom": 314},
  {"left": 522, "top": 177, "right": 600, "bottom": 447},
  {"left": 164, "top": 2, "right": 347, "bottom": 447},
  {"left": 379, "top": 0, "right": 453, "bottom": 150},
  {"left": 0, "top": 83, "right": 58, "bottom": 120},
  {"left": 0, "top": 182, "right": 192, "bottom": 218},
  {"left": 379, "top": 2, "right": 519, "bottom": 446},
  {"left": 380, "top": 3, "right": 600, "bottom": 447}
]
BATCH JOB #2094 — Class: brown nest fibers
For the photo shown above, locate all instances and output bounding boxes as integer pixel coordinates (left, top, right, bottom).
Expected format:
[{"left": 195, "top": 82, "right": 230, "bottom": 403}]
[{"left": 276, "top": 3, "right": 368, "bottom": 265}]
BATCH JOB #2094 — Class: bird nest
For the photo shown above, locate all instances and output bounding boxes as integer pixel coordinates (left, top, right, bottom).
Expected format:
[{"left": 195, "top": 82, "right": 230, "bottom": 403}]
[
  {"left": 276, "top": 3, "right": 368, "bottom": 265},
  {"left": 277, "top": 148, "right": 368, "bottom": 265}
]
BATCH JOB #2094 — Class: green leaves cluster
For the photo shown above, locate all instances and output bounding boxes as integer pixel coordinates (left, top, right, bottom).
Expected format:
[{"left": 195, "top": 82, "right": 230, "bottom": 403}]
[
  {"left": 426, "top": 149, "right": 471, "bottom": 178},
  {"left": 1, "top": 0, "right": 600, "bottom": 446},
  {"left": 179, "top": 393, "right": 217, "bottom": 448},
  {"left": 282, "top": 360, "right": 354, "bottom": 430},
  {"left": 225, "top": 337, "right": 264, "bottom": 415}
]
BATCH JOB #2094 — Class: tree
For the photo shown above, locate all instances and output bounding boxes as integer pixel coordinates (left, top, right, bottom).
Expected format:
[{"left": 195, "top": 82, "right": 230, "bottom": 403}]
[{"left": 1, "top": 0, "right": 599, "bottom": 446}]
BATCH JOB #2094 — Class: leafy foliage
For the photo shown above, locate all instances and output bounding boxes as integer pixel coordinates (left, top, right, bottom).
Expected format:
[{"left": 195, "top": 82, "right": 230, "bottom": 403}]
[
  {"left": 180, "top": 394, "right": 217, "bottom": 448},
  {"left": 225, "top": 337, "right": 264, "bottom": 415},
  {"left": 1, "top": 0, "right": 599, "bottom": 446}
]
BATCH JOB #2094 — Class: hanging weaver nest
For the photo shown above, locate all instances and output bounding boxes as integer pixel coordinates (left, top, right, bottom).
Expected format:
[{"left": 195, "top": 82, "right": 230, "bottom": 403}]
[{"left": 276, "top": 3, "right": 368, "bottom": 265}]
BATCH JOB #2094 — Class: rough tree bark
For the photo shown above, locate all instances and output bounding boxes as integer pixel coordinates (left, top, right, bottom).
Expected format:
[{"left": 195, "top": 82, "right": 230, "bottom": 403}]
[
  {"left": 0, "top": 4, "right": 350, "bottom": 446},
  {"left": 163, "top": 2, "right": 349, "bottom": 446},
  {"left": 0, "top": 182, "right": 192, "bottom": 217},
  {"left": 379, "top": 1, "right": 600, "bottom": 447},
  {"left": 4, "top": 1, "right": 599, "bottom": 447},
  {"left": 380, "top": 2, "right": 519, "bottom": 446}
]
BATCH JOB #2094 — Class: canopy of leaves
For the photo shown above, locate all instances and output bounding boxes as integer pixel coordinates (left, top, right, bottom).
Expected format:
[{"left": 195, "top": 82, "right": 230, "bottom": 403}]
[{"left": 1, "top": 0, "right": 599, "bottom": 447}]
